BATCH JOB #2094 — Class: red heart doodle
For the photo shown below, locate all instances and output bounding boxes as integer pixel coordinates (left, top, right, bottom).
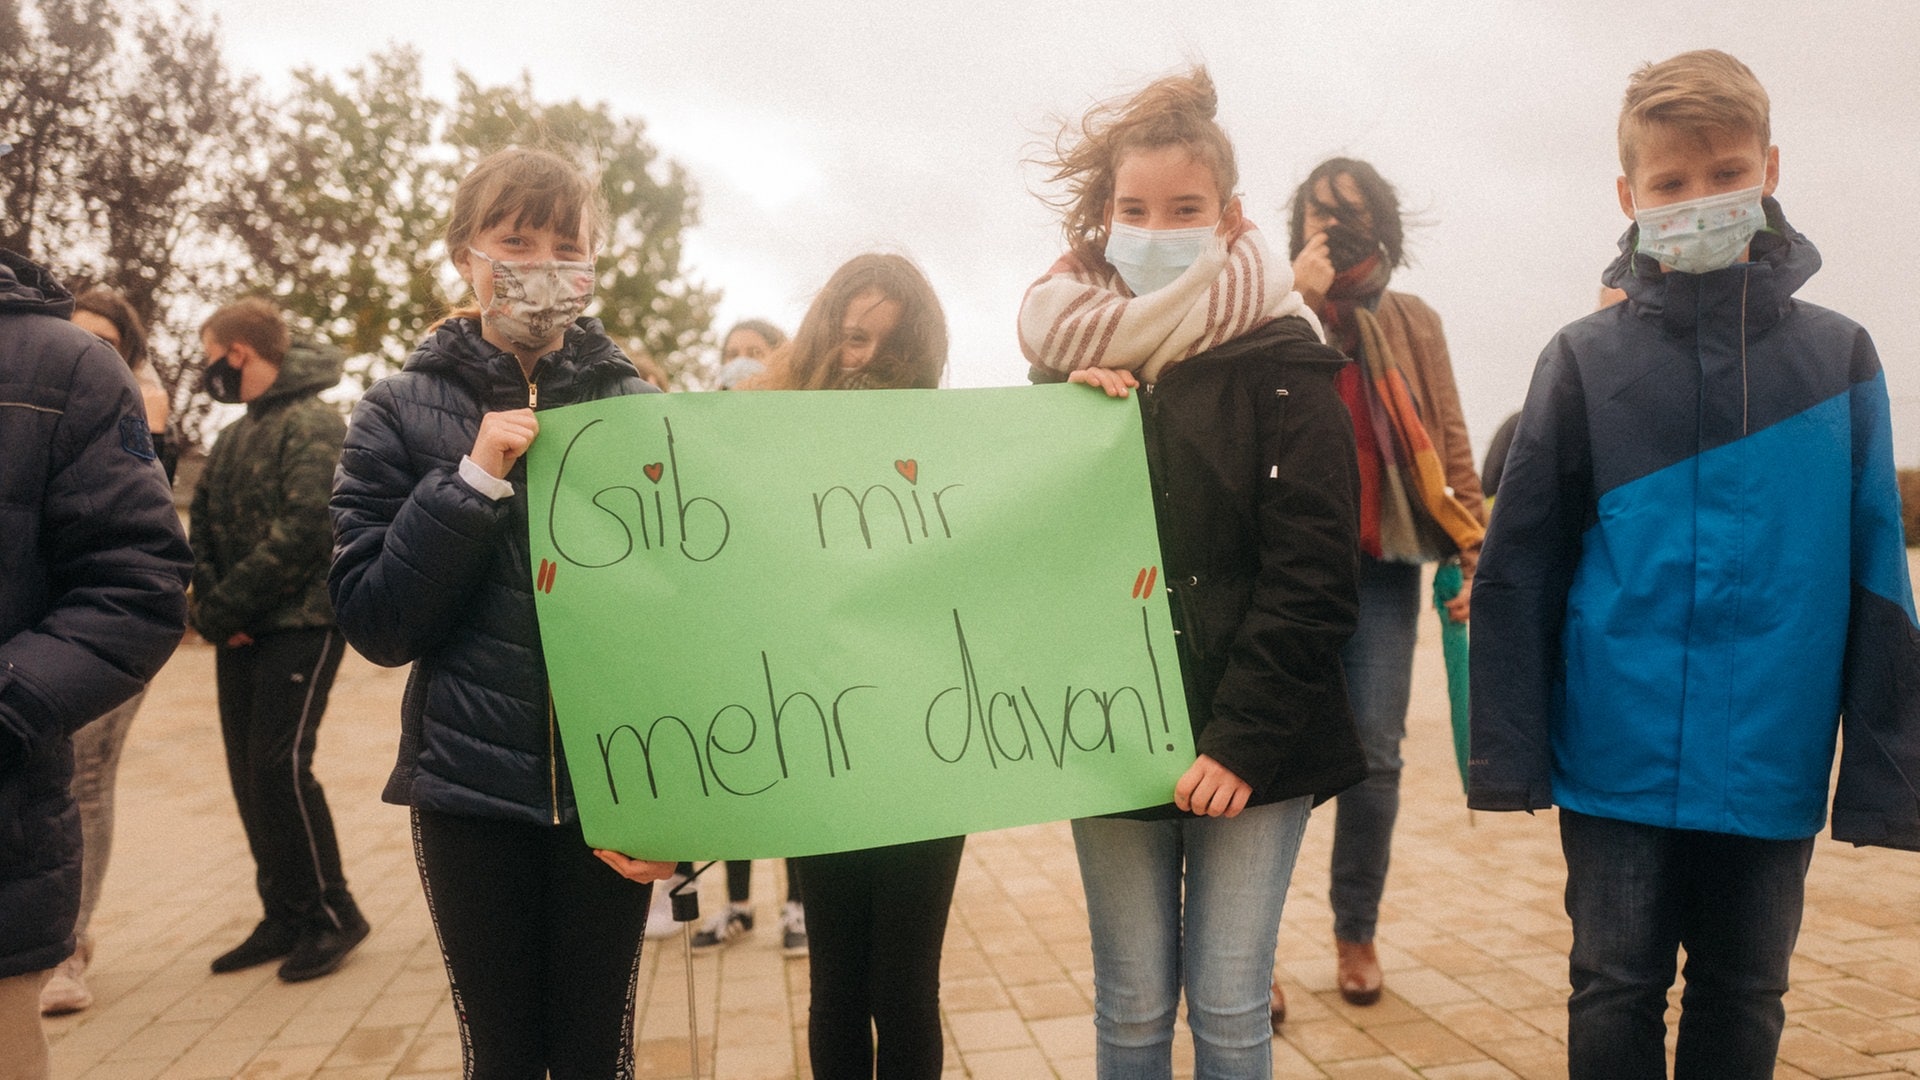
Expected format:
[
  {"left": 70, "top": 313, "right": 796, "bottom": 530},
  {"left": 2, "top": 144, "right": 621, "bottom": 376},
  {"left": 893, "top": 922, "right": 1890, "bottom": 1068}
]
[
  {"left": 894, "top": 459, "right": 917, "bottom": 484},
  {"left": 643, "top": 462, "right": 664, "bottom": 484}
]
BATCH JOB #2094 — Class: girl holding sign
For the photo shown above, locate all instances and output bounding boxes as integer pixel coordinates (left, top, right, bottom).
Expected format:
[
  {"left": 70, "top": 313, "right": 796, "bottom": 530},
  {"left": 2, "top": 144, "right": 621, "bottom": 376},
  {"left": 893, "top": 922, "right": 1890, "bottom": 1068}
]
[
  {"left": 329, "top": 146, "right": 674, "bottom": 1079},
  {"left": 1020, "top": 68, "right": 1367, "bottom": 1078},
  {"left": 763, "top": 253, "right": 959, "bottom": 1080}
]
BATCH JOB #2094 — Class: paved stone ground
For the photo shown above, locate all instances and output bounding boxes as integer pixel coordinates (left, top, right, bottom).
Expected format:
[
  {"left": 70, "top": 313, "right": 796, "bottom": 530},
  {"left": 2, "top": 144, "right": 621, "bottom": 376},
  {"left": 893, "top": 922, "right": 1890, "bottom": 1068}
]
[{"left": 43, "top": 555, "right": 1920, "bottom": 1079}]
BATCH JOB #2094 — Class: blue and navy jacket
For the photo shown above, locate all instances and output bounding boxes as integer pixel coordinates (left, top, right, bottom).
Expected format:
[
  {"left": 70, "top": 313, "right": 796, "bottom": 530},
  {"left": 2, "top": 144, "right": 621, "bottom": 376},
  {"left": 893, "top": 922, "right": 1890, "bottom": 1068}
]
[{"left": 1468, "top": 200, "right": 1920, "bottom": 847}]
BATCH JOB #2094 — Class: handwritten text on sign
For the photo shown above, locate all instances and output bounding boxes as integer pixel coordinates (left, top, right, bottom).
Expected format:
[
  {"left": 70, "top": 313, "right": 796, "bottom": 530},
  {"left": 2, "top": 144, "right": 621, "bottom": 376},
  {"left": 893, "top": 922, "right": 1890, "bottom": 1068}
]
[{"left": 526, "top": 386, "right": 1193, "bottom": 860}]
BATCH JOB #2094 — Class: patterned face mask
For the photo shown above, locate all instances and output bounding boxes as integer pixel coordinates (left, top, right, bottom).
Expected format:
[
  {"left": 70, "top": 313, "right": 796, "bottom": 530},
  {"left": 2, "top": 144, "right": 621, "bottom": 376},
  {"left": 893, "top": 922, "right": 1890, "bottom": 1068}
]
[
  {"left": 1632, "top": 184, "right": 1766, "bottom": 275},
  {"left": 469, "top": 247, "right": 595, "bottom": 353}
]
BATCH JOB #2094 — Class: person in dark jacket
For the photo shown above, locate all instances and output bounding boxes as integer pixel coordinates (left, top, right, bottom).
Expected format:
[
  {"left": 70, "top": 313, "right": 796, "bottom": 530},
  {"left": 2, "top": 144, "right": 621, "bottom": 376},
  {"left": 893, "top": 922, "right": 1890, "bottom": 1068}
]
[
  {"left": 192, "top": 297, "right": 366, "bottom": 984},
  {"left": 0, "top": 249, "right": 191, "bottom": 1079},
  {"left": 40, "top": 287, "right": 176, "bottom": 1016},
  {"left": 329, "top": 146, "right": 673, "bottom": 1079},
  {"left": 1469, "top": 51, "right": 1919, "bottom": 1078},
  {"left": 1021, "top": 69, "right": 1365, "bottom": 1079}
]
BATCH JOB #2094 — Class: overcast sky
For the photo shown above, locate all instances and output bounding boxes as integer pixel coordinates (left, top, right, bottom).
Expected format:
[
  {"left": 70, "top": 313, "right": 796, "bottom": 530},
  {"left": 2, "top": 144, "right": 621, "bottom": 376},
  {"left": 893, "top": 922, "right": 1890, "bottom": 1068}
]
[{"left": 197, "top": 0, "right": 1920, "bottom": 465}]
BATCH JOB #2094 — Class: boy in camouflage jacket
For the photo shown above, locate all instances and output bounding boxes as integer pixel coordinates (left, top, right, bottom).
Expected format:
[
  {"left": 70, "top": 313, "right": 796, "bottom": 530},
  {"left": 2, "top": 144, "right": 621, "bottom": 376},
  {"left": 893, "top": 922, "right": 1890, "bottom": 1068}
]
[{"left": 190, "top": 298, "right": 367, "bottom": 983}]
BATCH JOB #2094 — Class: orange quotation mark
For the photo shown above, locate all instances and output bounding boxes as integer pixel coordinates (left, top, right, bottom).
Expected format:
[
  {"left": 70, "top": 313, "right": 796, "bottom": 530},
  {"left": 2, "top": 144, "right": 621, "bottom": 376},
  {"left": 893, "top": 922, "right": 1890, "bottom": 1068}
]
[
  {"left": 536, "top": 558, "right": 558, "bottom": 594},
  {"left": 1130, "top": 566, "right": 1158, "bottom": 599}
]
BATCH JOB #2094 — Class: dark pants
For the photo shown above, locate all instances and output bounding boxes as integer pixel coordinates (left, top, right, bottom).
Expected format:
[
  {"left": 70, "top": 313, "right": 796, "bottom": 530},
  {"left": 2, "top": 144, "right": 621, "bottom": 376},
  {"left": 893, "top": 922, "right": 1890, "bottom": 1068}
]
[
  {"left": 796, "top": 836, "right": 965, "bottom": 1080},
  {"left": 1560, "top": 809, "right": 1814, "bottom": 1080},
  {"left": 412, "top": 807, "right": 653, "bottom": 1080},
  {"left": 1328, "top": 558, "right": 1422, "bottom": 943},
  {"left": 215, "top": 627, "right": 352, "bottom": 929},
  {"left": 717, "top": 858, "right": 804, "bottom": 904}
]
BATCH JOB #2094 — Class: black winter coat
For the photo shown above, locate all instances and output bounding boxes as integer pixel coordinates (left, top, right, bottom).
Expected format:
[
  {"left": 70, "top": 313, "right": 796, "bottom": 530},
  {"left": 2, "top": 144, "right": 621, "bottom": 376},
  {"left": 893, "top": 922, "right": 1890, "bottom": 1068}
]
[
  {"left": 0, "top": 250, "right": 191, "bottom": 978},
  {"left": 329, "top": 317, "right": 653, "bottom": 824},
  {"left": 1133, "top": 316, "right": 1367, "bottom": 816}
]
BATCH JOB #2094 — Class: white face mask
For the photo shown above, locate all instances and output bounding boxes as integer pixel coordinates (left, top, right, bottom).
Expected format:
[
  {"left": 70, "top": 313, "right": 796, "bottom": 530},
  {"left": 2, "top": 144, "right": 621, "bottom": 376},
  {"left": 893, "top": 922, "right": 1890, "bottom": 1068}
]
[
  {"left": 1632, "top": 184, "right": 1766, "bottom": 275},
  {"left": 469, "top": 247, "right": 595, "bottom": 352},
  {"left": 1104, "top": 222, "right": 1213, "bottom": 297}
]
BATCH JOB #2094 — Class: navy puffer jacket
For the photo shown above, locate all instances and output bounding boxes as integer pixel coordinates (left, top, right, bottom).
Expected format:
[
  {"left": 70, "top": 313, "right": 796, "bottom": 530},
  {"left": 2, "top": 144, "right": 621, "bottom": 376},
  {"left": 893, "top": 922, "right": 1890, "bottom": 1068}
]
[
  {"left": 0, "top": 250, "right": 191, "bottom": 978},
  {"left": 329, "top": 317, "right": 653, "bottom": 824}
]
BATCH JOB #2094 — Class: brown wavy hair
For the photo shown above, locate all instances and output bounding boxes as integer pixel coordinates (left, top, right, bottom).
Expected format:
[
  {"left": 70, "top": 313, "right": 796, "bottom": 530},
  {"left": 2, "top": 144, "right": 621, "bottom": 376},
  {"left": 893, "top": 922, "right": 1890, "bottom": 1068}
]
[
  {"left": 72, "top": 286, "right": 147, "bottom": 369},
  {"left": 772, "top": 253, "right": 947, "bottom": 392},
  {"left": 442, "top": 146, "right": 608, "bottom": 322},
  {"left": 1034, "top": 66, "right": 1239, "bottom": 271},
  {"left": 1286, "top": 158, "right": 1408, "bottom": 269}
]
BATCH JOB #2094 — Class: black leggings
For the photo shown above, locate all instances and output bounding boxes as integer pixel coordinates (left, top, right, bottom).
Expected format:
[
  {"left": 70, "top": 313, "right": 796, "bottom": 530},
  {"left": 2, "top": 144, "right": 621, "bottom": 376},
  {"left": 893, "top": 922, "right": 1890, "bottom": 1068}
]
[
  {"left": 412, "top": 807, "right": 652, "bottom": 1080},
  {"left": 796, "top": 836, "right": 965, "bottom": 1080}
]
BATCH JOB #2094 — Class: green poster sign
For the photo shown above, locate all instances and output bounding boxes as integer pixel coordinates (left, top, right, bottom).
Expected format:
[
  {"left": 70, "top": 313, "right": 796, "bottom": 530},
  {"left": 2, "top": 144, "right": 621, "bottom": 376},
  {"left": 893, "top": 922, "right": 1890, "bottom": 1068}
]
[{"left": 526, "top": 386, "right": 1193, "bottom": 860}]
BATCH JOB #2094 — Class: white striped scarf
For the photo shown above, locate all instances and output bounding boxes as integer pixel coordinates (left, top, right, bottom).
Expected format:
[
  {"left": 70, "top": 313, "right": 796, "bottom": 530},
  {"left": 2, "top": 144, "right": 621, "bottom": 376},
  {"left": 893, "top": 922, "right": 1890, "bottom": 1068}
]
[{"left": 1017, "top": 225, "right": 1320, "bottom": 383}]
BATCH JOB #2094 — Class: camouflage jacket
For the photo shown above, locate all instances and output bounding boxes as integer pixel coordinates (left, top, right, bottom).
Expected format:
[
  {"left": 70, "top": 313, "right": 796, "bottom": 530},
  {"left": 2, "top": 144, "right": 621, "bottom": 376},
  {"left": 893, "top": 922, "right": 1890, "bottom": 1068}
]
[{"left": 189, "top": 337, "right": 345, "bottom": 642}]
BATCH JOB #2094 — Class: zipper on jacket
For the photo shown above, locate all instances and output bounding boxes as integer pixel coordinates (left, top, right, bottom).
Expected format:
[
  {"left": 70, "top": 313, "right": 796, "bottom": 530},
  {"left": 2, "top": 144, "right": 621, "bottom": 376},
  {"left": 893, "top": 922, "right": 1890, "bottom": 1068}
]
[
  {"left": 527, "top": 377, "right": 538, "bottom": 409},
  {"left": 547, "top": 693, "right": 561, "bottom": 824},
  {"left": 1271, "top": 386, "right": 1290, "bottom": 479},
  {"left": 1738, "top": 268, "right": 1750, "bottom": 435}
]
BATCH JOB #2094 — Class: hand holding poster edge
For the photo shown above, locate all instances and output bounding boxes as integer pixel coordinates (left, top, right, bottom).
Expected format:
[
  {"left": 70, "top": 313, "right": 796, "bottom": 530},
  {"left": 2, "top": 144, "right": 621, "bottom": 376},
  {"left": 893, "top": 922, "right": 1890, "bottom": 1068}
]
[{"left": 527, "top": 385, "right": 1195, "bottom": 860}]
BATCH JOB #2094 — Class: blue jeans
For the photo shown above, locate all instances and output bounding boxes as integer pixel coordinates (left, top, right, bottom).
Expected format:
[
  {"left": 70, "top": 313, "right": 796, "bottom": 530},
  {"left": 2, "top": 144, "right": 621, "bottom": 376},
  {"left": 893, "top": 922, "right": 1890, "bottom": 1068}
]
[
  {"left": 1329, "top": 558, "right": 1421, "bottom": 943},
  {"left": 1073, "top": 797, "right": 1312, "bottom": 1080},
  {"left": 1560, "top": 810, "right": 1814, "bottom": 1080}
]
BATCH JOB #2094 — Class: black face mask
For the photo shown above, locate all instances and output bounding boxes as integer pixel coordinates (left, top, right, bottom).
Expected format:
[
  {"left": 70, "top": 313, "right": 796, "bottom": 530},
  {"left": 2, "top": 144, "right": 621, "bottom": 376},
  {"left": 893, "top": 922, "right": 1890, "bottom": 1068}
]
[
  {"left": 203, "top": 353, "right": 244, "bottom": 403},
  {"left": 1323, "top": 222, "right": 1380, "bottom": 274}
]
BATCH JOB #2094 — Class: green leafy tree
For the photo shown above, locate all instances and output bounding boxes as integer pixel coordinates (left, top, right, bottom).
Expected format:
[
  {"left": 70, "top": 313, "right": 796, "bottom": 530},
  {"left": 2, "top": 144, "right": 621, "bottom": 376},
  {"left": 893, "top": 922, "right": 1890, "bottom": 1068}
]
[
  {"left": 446, "top": 73, "right": 719, "bottom": 388},
  {"left": 1, "top": 0, "right": 255, "bottom": 445},
  {"left": 210, "top": 46, "right": 453, "bottom": 389},
  {"left": 0, "top": 0, "right": 117, "bottom": 256}
]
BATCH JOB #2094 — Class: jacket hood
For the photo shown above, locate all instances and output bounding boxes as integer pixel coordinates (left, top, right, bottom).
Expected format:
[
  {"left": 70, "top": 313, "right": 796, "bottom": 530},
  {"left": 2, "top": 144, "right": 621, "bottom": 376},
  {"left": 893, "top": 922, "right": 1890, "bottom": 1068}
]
[
  {"left": 253, "top": 335, "right": 346, "bottom": 408},
  {"left": 0, "top": 249, "right": 76, "bottom": 319},
  {"left": 1603, "top": 197, "right": 1820, "bottom": 333},
  {"left": 404, "top": 315, "right": 637, "bottom": 405}
]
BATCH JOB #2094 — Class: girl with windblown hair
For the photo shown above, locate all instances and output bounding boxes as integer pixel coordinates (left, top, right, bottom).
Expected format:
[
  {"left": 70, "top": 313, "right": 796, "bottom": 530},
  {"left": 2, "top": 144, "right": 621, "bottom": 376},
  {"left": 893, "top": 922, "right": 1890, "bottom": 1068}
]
[{"left": 1019, "top": 68, "right": 1367, "bottom": 1078}]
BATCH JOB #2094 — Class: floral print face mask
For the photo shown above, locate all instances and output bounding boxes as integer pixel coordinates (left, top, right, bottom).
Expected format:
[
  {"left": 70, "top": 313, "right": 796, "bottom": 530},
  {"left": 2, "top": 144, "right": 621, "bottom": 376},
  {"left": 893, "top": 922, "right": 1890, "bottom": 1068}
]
[{"left": 469, "top": 247, "right": 595, "bottom": 353}]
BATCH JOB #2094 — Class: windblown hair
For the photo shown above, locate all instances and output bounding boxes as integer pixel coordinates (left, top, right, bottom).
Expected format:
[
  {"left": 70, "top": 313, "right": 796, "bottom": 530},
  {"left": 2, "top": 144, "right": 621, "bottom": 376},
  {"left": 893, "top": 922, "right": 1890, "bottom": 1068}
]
[
  {"left": 444, "top": 146, "right": 607, "bottom": 320},
  {"left": 774, "top": 253, "right": 946, "bottom": 392},
  {"left": 73, "top": 286, "right": 147, "bottom": 369},
  {"left": 1036, "top": 66, "right": 1239, "bottom": 271},
  {"left": 201, "top": 296, "right": 290, "bottom": 364},
  {"left": 1619, "top": 49, "right": 1771, "bottom": 178},
  {"left": 1287, "top": 157, "right": 1408, "bottom": 269}
]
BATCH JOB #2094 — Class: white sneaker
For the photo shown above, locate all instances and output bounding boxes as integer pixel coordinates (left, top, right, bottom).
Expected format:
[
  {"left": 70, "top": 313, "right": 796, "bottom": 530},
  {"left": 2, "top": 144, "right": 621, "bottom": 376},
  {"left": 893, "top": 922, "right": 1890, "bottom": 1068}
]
[
  {"left": 690, "top": 904, "right": 754, "bottom": 951},
  {"left": 645, "top": 874, "right": 689, "bottom": 939},
  {"left": 780, "top": 901, "right": 809, "bottom": 957},
  {"left": 39, "top": 948, "right": 92, "bottom": 1015}
]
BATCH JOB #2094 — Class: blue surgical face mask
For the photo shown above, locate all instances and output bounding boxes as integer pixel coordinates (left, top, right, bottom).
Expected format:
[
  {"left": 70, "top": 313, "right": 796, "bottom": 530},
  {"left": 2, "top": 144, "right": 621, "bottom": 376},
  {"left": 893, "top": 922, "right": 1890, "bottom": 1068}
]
[
  {"left": 1632, "top": 184, "right": 1766, "bottom": 274},
  {"left": 1104, "top": 222, "right": 1213, "bottom": 296}
]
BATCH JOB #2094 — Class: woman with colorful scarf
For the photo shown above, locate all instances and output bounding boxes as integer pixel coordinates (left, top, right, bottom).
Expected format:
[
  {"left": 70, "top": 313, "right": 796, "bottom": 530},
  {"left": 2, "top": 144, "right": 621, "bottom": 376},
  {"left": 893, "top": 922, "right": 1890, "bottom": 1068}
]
[{"left": 1272, "top": 159, "right": 1487, "bottom": 1022}]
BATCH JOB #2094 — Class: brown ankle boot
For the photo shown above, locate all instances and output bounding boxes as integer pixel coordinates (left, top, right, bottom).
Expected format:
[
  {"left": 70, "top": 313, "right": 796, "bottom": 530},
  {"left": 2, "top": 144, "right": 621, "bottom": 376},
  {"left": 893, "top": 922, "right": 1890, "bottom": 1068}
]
[{"left": 1335, "top": 938, "right": 1383, "bottom": 1006}]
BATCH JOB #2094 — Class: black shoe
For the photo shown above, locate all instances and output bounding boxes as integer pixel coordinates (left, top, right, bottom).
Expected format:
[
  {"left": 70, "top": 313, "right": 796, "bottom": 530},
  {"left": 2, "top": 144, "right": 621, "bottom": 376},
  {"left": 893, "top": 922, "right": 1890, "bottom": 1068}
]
[
  {"left": 277, "top": 912, "right": 370, "bottom": 983},
  {"left": 210, "top": 920, "right": 301, "bottom": 974}
]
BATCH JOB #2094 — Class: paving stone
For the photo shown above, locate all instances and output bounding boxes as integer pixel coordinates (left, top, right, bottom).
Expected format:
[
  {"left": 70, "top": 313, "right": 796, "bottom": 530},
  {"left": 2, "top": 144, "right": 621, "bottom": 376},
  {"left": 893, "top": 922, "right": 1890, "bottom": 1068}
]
[{"left": 40, "top": 554, "right": 1920, "bottom": 1078}]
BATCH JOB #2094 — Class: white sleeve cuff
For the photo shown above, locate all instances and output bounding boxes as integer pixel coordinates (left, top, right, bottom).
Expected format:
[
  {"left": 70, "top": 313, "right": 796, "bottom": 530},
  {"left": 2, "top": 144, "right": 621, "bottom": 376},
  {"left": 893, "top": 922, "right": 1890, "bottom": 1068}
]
[{"left": 459, "top": 455, "right": 516, "bottom": 501}]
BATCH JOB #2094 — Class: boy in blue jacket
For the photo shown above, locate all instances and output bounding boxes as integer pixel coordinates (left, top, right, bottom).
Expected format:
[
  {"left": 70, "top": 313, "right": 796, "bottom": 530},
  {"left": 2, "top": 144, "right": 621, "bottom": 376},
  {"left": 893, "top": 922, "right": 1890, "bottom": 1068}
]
[{"left": 1468, "top": 49, "right": 1919, "bottom": 1079}]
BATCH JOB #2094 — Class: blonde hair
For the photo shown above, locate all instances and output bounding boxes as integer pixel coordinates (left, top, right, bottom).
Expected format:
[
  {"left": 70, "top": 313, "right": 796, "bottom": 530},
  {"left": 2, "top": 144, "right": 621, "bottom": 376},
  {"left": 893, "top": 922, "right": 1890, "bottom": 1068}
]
[
  {"left": 1619, "top": 49, "right": 1771, "bottom": 178},
  {"left": 1036, "top": 67, "right": 1239, "bottom": 270},
  {"left": 774, "top": 253, "right": 947, "bottom": 392}
]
